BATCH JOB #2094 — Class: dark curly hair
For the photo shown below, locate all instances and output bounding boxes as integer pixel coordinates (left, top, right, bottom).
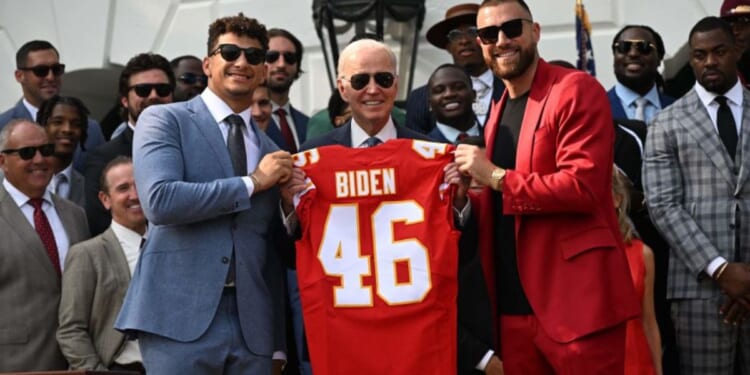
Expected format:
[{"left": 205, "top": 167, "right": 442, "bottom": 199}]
[
  {"left": 36, "top": 95, "right": 90, "bottom": 151},
  {"left": 207, "top": 13, "right": 269, "bottom": 55},
  {"left": 118, "top": 53, "right": 175, "bottom": 98}
]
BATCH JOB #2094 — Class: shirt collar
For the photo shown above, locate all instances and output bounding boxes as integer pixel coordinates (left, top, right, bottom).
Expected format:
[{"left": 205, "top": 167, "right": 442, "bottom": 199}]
[
  {"left": 434, "top": 121, "right": 481, "bottom": 143},
  {"left": 473, "top": 69, "right": 494, "bottom": 88},
  {"left": 614, "top": 82, "right": 661, "bottom": 108},
  {"left": 22, "top": 98, "right": 38, "bottom": 120},
  {"left": 3, "top": 178, "right": 54, "bottom": 207},
  {"left": 201, "top": 88, "right": 252, "bottom": 125},
  {"left": 694, "top": 79, "right": 744, "bottom": 108},
  {"left": 110, "top": 220, "right": 146, "bottom": 248},
  {"left": 350, "top": 117, "right": 397, "bottom": 147},
  {"left": 57, "top": 163, "right": 73, "bottom": 181},
  {"left": 271, "top": 101, "right": 292, "bottom": 115}
]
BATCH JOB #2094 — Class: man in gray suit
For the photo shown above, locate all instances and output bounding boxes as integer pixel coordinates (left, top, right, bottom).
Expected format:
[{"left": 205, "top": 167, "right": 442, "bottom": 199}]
[
  {"left": 58, "top": 156, "right": 146, "bottom": 372},
  {"left": 0, "top": 119, "right": 89, "bottom": 372},
  {"left": 0, "top": 40, "right": 105, "bottom": 171},
  {"left": 115, "top": 13, "right": 293, "bottom": 374},
  {"left": 643, "top": 17, "right": 750, "bottom": 374}
]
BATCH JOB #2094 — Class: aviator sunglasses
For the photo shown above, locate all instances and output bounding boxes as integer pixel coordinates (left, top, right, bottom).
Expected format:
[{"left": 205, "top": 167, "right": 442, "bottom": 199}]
[
  {"left": 477, "top": 18, "right": 533, "bottom": 44},
  {"left": 612, "top": 40, "right": 656, "bottom": 55},
  {"left": 211, "top": 44, "right": 266, "bottom": 65},
  {"left": 1, "top": 144, "right": 56, "bottom": 160},
  {"left": 266, "top": 50, "right": 298, "bottom": 65},
  {"left": 128, "top": 83, "right": 172, "bottom": 98},
  {"left": 342, "top": 72, "right": 396, "bottom": 91},
  {"left": 178, "top": 72, "right": 208, "bottom": 86},
  {"left": 17, "top": 63, "right": 66, "bottom": 78}
]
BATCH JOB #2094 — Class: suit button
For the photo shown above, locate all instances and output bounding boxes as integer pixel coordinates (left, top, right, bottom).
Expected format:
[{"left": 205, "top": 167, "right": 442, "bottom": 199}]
[{"left": 222, "top": 257, "right": 229, "bottom": 263}]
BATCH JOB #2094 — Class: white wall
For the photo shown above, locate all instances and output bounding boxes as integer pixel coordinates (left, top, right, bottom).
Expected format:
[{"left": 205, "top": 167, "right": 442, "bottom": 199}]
[{"left": 0, "top": 0, "right": 722, "bottom": 118}]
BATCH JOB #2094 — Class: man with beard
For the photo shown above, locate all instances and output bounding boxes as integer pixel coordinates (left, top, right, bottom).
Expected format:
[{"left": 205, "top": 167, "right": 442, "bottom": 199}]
[
  {"left": 454, "top": 0, "right": 638, "bottom": 373},
  {"left": 0, "top": 40, "right": 105, "bottom": 172},
  {"left": 406, "top": 3, "right": 505, "bottom": 134},
  {"left": 83, "top": 53, "right": 174, "bottom": 236},
  {"left": 644, "top": 17, "right": 750, "bottom": 375},
  {"left": 609, "top": 25, "right": 675, "bottom": 124},
  {"left": 265, "top": 28, "right": 307, "bottom": 153}
]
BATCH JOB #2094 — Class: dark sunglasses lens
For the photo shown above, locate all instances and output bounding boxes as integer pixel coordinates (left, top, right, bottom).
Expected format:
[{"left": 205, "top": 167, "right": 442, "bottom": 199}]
[
  {"left": 244, "top": 48, "right": 265, "bottom": 65},
  {"left": 133, "top": 85, "right": 151, "bottom": 97},
  {"left": 31, "top": 66, "right": 50, "bottom": 77},
  {"left": 266, "top": 50, "right": 280, "bottom": 63},
  {"left": 282, "top": 52, "right": 298, "bottom": 64},
  {"left": 502, "top": 19, "right": 524, "bottom": 39},
  {"left": 374, "top": 73, "right": 395, "bottom": 88},
  {"left": 51, "top": 64, "right": 65, "bottom": 76},
  {"left": 17, "top": 147, "right": 36, "bottom": 160},
  {"left": 154, "top": 84, "right": 172, "bottom": 97},
  {"left": 478, "top": 26, "right": 501, "bottom": 44},
  {"left": 40, "top": 144, "right": 55, "bottom": 156},
  {"left": 635, "top": 42, "right": 653, "bottom": 54},
  {"left": 219, "top": 45, "right": 242, "bottom": 61},
  {"left": 615, "top": 41, "right": 653, "bottom": 54},
  {"left": 350, "top": 74, "right": 371, "bottom": 90},
  {"left": 180, "top": 73, "right": 207, "bottom": 85}
]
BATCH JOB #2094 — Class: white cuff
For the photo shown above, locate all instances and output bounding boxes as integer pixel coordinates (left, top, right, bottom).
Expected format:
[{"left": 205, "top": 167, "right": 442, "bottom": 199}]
[
  {"left": 706, "top": 257, "right": 728, "bottom": 277},
  {"left": 242, "top": 176, "right": 255, "bottom": 197},
  {"left": 476, "top": 349, "right": 495, "bottom": 371}
]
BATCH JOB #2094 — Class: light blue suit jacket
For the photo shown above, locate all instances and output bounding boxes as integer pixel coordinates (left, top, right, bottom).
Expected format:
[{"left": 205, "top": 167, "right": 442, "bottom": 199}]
[{"left": 115, "top": 96, "right": 285, "bottom": 356}]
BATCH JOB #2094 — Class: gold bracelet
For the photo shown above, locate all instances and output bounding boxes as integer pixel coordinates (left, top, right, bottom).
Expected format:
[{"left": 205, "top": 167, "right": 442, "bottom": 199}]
[
  {"left": 714, "top": 262, "right": 729, "bottom": 281},
  {"left": 250, "top": 173, "right": 261, "bottom": 191}
]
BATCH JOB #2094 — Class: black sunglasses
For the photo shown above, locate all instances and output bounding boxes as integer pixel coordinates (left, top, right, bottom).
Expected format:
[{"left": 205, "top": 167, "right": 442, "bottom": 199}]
[
  {"left": 266, "top": 50, "right": 298, "bottom": 65},
  {"left": 612, "top": 40, "right": 656, "bottom": 55},
  {"left": 178, "top": 72, "right": 208, "bottom": 86},
  {"left": 211, "top": 44, "right": 266, "bottom": 65},
  {"left": 17, "top": 63, "right": 66, "bottom": 78},
  {"left": 477, "top": 18, "right": 532, "bottom": 44},
  {"left": 343, "top": 72, "right": 396, "bottom": 90},
  {"left": 1, "top": 144, "right": 55, "bottom": 160},
  {"left": 129, "top": 83, "right": 172, "bottom": 98},
  {"left": 447, "top": 26, "right": 478, "bottom": 43}
]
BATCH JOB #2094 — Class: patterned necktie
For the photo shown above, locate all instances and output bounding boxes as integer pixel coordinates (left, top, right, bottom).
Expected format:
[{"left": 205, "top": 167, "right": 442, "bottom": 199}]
[
  {"left": 456, "top": 132, "right": 469, "bottom": 144},
  {"left": 715, "top": 96, "right": 738, "bottom": 161},
  {"left": 275, "top": 108, "right": 298, "bottom": 153},
  {"left": 364, "top": 137, "right": 382, "bottom": 148},
  {"left": 29, "top": 198, "right": 61, "bottom": 277},
  {"left": 225, "top": 114, "right": 248, "bottom": 176},
  {"left": 633, "top": 97, "right": 648, "bottom": 122}
]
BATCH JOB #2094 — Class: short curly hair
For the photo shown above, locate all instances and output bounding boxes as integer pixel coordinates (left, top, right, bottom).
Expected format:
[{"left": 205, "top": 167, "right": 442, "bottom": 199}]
[
  {"left": 207, "top": 13, "right": 269, "bottom": 55},
  {"left": 36, "top": 95, "right": 90, "bottom": 151}
]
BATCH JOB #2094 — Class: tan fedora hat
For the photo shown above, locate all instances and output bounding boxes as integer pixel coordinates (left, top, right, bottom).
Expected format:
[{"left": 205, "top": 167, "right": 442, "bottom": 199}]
[{"left": 426, "top": 3, "right": 480, "bottom": 49}]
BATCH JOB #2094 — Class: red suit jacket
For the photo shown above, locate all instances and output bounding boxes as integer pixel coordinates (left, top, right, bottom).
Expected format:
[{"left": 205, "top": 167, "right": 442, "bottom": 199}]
[{"left": 473, "top": 60, "right": 639, "bottom": 344}]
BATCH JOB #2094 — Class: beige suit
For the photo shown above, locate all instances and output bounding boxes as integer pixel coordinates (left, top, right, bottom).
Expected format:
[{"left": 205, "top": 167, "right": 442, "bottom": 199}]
[
  {"left": 0, "top": 184, "right": 89, "bottom": 372},
  {"left": 57, "top": 228, "right": 132, "bottom": 370}
]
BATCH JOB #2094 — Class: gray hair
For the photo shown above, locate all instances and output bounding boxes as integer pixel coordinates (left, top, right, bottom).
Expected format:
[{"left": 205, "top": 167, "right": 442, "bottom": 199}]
[
  {"left": 337, "top": 39, "right": 397, "bottom": 77},
  {"left": 0, "top": 119, "right": 43, "bottom": 150}
]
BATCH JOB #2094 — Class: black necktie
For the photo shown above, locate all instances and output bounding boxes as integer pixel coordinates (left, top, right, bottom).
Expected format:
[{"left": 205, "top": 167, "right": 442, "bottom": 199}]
[
  {"left": 715, "top": 96, "right": 738, "bottom": 160},
  {"left": 364, "top": 137, "right": 382, "bottom": 147},
  {"left": 225, "top": 114, "right": 247, "bottom": 176}
]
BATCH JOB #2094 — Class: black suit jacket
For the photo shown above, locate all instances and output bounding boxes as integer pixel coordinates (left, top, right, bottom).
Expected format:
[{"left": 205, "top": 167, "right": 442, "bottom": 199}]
[
  {"left": 84, "top": 127, "right": 133, "bottom": 236},
  {"left": 405, "top": 75, "right": 504, "bottom": 134},
  {"left": 301, "top": 119, "right": 493, "bottom": 374}
]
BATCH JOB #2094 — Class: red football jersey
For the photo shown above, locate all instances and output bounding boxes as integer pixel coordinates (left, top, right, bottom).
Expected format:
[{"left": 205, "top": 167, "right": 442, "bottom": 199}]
[{"left": 293, "top": 139, "right": 460, "bottom": 375}]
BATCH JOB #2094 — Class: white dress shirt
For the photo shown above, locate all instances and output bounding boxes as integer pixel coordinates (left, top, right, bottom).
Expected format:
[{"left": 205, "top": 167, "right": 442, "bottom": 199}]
[
  {"left": 49, "top": 163, "right": 74, "bottom": 199},
  {"left": 350, "top": 116, "right": 398, "bottom": 147},
  {"left": 471, "top": 69, "right": 494, "bottom": 125},
  {"left": 110, "top": 220, "right": 145, "bottom": 365}
]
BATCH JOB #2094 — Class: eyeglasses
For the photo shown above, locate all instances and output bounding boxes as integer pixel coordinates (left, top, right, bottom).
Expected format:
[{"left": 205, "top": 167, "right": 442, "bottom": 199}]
[
  {"left": 1, "top": 144, "right": 55, "bottom": 160},
  {"left": 17, "top": 63, "right": 66, "bottom": 78},
  {"left": 211, "top": 44, "right": 266, "bottom": 65},
  {"left": 129, "top": 83, "right": 172, "bottom": 98},
  {"left": 266, "top": 50, "right": 298, "bottom": 65},
  {"left": 612, "top": 40, "right": 656, "bottom": 55},
  {"left": 342, "top": 72, "right": 396, "bottom": 90},
  {"left": 477, "top": 18, "right": 533, "bottom": 44},
  {"left": 447, "top": 27, "right": 478, "bottom": 43},
  {"left": 178, "top": 72, "right": 208, "bottom": 86}
]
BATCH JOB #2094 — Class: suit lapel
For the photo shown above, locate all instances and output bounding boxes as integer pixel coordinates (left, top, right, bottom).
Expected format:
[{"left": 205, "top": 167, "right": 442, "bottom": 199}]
[
  {"left": 516, "top": 60, "right": 554, "bottom": 173},
  {"left": 333, "top": 123, "right": 353, "bottom": 147},
  {"left": 678, "top": 90, "right": 736, "bottom": 187},
  {"left": 0, "top": 186, "right": 60, "bottom": 285},
  {"left": 290, "top": 106, "right": 307, "bottom": 143},
  {"left": 187, "top": 97, "right": 234, "bottom": 177},
  {"left": 736, "top": 89, "right": 750, "bottom": 190},
  {"left": 102, "top": 228, "right": 132, "bottom": 281}
]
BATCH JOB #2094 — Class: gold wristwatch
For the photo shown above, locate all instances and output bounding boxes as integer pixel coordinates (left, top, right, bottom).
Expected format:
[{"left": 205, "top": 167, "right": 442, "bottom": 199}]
[{"left": 490, "top": 167, "right": 506, "bottom": 190}]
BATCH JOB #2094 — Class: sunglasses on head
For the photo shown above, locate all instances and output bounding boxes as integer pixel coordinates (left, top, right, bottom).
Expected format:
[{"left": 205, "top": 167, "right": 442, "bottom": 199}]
[
  {"left": 129, "top": 83, "right": 172, "bottom": 98},
  {"left": 178, "top": 72, "right": 208, "bottom": 86},
  {"left": 211, "top": 44, "right": 266, "bottom": 65},
  {"left": 477, "top": 18, "right": 532, "bottom": 44},
  {"left": 18, "top": 63, "right": 66, "bottom": 78},
  {"left": 266, "top": 50, "right": 298, "bottom": 65},
  {"left": 343, "top": 72, "right": 396, "bottom": 90},
  {"left": 447, "top": 26, "right": 478, "bottom": 43},
  {"left": 612, "top": 40, "right": 656, "bottom": 55},
  {"left": 1, "top": 144, "right": 55, "bottom": 160}
]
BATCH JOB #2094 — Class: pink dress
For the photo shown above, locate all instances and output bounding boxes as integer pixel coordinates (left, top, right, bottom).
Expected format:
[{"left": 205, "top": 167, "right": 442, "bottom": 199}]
[{"left": 624, "top": 239, "right": 657, "bottom": 375}]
